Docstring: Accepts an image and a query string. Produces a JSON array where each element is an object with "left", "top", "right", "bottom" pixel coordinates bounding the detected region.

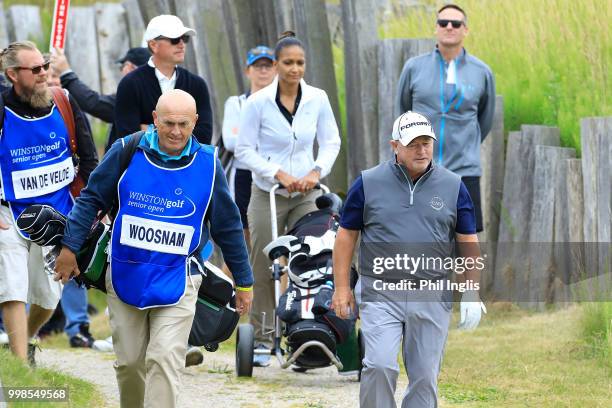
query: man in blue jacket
[
  {"left": 54, "top": 89, "right": 253, "bottom": 408},
  {"left": 396, "top": 4, "right": 495, "bottom": 232}
]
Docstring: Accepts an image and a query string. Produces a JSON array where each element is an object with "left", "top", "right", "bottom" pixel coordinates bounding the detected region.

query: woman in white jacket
[{"left": 235, "top": 32, "right": 341, "bottom": 366}]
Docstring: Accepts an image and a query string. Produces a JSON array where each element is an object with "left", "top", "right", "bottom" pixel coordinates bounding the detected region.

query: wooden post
[
  {"left": 581, "top": 117, "right": 612, "bottom": 297},
  {"left": 95, "top": 4, "right": 130, "bottom": 95},
  {"left": 494, "top": 126, "right": 560, "bottom": 301},
  {"left": 258, "top": 0, "right": 281, "bottom": 46},
  {"left": 377, "top": 38, "right": 435, "bottom": 163},
  {"left": 64, "top": 7, "right": 100, "bottom": 94},
  {"left": 123, "top": 0, "right": 146, "bottom": 48},
  {"left": 273, "top": 0, "right": 294, "bottom": 32},
  {"left": 492, "top": 132, "right": 520, "bottom": 299},
  {"left": 137, "top": 0, "right": 172, "bottom": 24},
  {"left": 526, "top": 146, "right": 575, "bottom": 309},
  {"left": 291, "top": 0, "right": 346, "bottom": 192},
  {"left": 7, "top": 5, "right": 43, "bottom": 46},
  {"left": 172, "top": 0, "right": 241, "bottom": 146},
  {"left": 553, "top": 158, "right": 584, "bottom": 304},
  {"left": 478, "top": 95, "right": 504, "bottom": 293},
  {"left": 0, "top": 1, "right": 9, "bottom": 49},
  {"left": 479, "top": 95, "right": 505, "bottom": 243},
  {"left": 224, "top": 0, "right": 272, "bottom": 95},
  {"left": 342, "top": 0, "right": 379, "bottom": 183}
]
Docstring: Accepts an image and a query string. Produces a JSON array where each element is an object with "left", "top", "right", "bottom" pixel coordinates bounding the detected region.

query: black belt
[{"left": 1, "top": 199, "right": 8, "bottom": 207}]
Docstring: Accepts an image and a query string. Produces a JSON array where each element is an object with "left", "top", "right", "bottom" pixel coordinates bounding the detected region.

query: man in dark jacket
[
  {"left": 50, "top": 47, "right": 151, "bottom": 152},
  {"left": 0, "top": 41, "right": 98, "bottom": 365},
  {"left": 114, "top": 15, "right": 213, "bottom": 144}
]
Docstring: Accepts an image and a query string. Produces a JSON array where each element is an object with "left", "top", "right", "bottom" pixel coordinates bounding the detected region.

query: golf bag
[
  {"left": 272, "top": 194, "right": 357, "bottom": 368},
  {"left": 188, "top": 260, "right": 239, "bottom": 351}
]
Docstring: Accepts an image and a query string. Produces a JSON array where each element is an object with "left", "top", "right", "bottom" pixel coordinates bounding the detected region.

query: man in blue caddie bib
[
  {"left": 0, "top": 41, "right": 98, "bottom": 365},
  {"left": 55, "top": 89, "right": 253, "bottom": 408}
]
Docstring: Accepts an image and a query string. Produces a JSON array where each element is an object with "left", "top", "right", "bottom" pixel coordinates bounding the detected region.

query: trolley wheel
[
  {"left": 235, "top": 323, "right": 254, "bottom": 377},
  {"left": 357, "top": 328, "right": 365, "bottom": 382}
]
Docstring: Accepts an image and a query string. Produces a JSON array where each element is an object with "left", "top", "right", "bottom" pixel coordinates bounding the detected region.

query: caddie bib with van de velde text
[
  {"left": 0, "top": 106, "right": 74, "bottom": 236},
  {"left": 110, "top": 145, "right": 216, "bottom": 309}
]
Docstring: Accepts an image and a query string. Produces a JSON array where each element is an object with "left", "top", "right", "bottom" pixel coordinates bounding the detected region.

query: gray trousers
[{"left": 358, "top": 281, "right": 452, "bottom": 408}]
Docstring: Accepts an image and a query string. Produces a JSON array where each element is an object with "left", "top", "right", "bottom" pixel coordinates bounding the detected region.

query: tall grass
[
  {"left": 379, "top": 0, "right": 611, "bottom": 153},
  {"left": 581, "top": 302, "right": 612, "bottom": 368}
]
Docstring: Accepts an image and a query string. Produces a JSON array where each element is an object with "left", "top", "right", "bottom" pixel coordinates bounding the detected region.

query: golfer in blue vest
[
  {"left": 332, "top": 111, "right": 486, "bottom": 407},
  {"left": 54, "top": 89, "right": 253, "bottom": 408}
]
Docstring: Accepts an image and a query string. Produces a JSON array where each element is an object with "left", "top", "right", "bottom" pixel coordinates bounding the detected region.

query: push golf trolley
[{"left": 235, "top": 184, "right": 363, "bottom": 378}]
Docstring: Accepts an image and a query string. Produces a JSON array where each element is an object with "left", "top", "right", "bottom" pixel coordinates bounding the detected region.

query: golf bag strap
[
  {"left": 105, "top": 130, "right": 145, "bottom": 220},
  {"left": 50, "top": 87, "right": 76, "bottom": 154},
  {"left": 50, "top": 86, "right": 86, "bottom": 197},
  {"left": 0, "top": 90, "right": 4, "bottom": 130}
]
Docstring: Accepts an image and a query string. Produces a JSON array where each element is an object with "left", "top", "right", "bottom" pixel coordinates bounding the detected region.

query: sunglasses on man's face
[
  {"left": 156, "top": 35, "right": 190, "bottom": 45},
  {"left": 437, "top": 19, "right": 464, "bottom": 29},
  {"left": 13, "top": 60, "right": 50, "bottom": 75}
]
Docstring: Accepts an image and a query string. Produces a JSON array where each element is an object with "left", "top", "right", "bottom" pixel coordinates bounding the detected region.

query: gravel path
[{"left": 38, "top": 347, "right": 409, "bottom": 407}]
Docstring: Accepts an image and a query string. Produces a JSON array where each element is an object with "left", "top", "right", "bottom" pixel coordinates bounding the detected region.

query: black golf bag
[
  {"left": 188, "top": 260, "right": 239, "bottom": 351},
  {"left": 274, "top": 194, "right": 357, "bottom": 368}
]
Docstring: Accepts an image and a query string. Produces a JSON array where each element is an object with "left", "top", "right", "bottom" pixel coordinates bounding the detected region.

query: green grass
[
  {"left": 379, "top": 0, "right": 611, "bottom": 154},
  {"left": 436, "top": 303, "right": 611, "bottom": 407},
  {"left": 0, "top": 348, "right": 104, "bottom": 407},
  {"left": 581, "top": 301, "right": 612, "bottom": 367}
]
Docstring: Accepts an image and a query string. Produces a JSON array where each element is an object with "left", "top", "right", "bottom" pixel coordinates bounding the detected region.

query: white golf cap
[
  {"left": 144, "top": 15, "right": 196, "bottom": 41},
  {"left": 391, "top": 111, "right": 436, "bottom": 146}
]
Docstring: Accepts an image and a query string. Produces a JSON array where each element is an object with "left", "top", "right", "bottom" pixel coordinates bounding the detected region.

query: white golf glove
[{"left": 458, "top": 290, "right": 487, "bottom": 330}]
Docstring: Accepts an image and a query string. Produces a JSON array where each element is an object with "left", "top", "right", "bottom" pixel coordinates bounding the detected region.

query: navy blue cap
[
  {"left": 117, "top": 47, "right": 151, "bottom": 67},
  {"left": 246, "top": 45, "right": 274, "bottom": 66}
]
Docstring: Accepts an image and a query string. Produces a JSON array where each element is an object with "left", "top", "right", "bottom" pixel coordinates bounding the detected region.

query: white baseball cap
[
  {"left": 391, "top": 111, "right": 436, "bottom": 146},
  {"left": 144, "top": 15, "right": 196, "bottom": 42}
]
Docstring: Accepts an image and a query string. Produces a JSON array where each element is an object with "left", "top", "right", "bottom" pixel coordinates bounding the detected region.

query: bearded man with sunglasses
[
  {"left": 114, "top": 15, "right": 213, "bottom": 144},
  {"left": 396, "top": 4, "right": 495, "bottom": 234},
  {"left": 0, "top": 41, "right": 98, "bottom": 365}
]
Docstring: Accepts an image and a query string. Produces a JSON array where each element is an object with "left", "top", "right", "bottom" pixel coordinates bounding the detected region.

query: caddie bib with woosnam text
[{"left": 110, "top": 145, "right": 216, "bottom": 309}]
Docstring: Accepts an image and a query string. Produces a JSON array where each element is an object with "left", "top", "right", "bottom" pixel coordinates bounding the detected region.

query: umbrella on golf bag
[{"left": 16, "top": 204, "right": 110, "bottom": 292}]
